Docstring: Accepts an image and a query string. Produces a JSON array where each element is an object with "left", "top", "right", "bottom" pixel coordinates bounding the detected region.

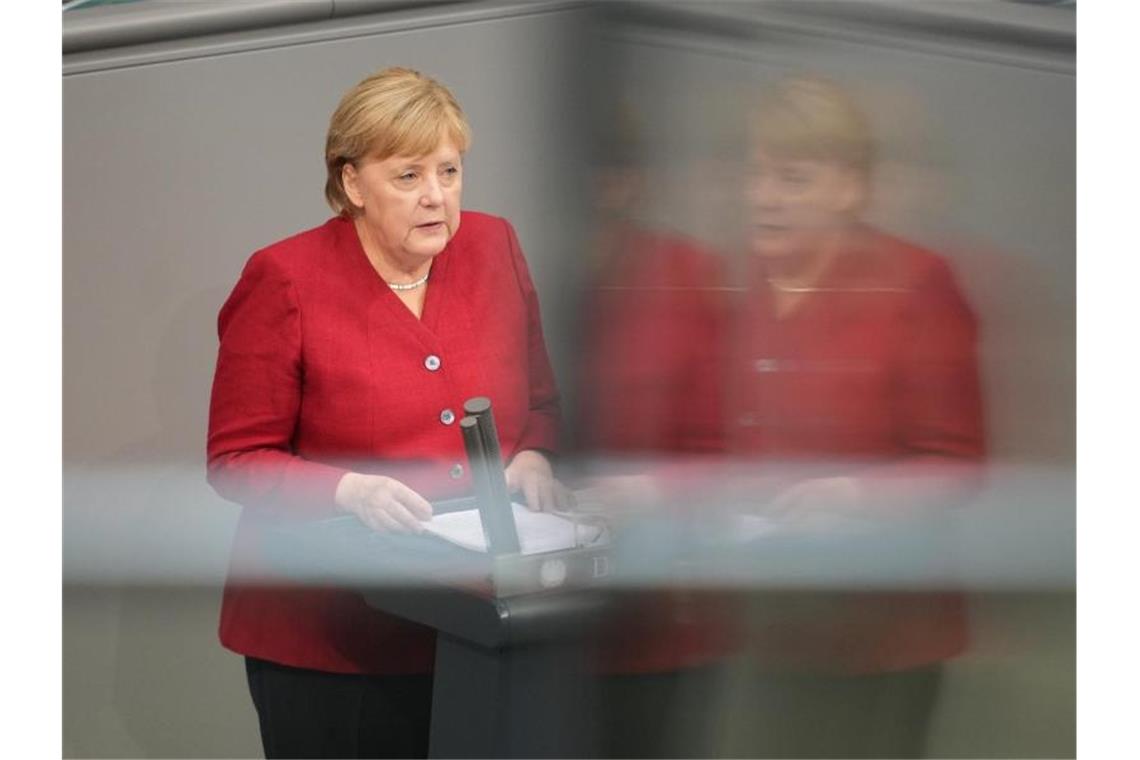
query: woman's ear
[{"left": 342, "top": 162, "right": 363, "bottom": 209}]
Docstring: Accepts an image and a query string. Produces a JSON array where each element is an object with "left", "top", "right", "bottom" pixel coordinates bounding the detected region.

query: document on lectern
[{"left": 423, "top": 503, "right": 606, "bottom": 555}]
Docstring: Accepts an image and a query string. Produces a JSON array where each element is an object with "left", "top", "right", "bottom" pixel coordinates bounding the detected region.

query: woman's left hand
[{"left": 504, "top": 450, "right": 573, "bottom": 512}]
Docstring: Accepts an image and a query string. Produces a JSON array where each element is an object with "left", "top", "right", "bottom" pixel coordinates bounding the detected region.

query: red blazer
[
  {"left": 733, "top": 226, "right": 986, "bottom": 674},
  {"left": 578, "top": 225, "right": 727, "bottom": 456},
  {"left": 207, "top": 211, "right": 561, "bottom": 674},
  {"left": 580, "top": 224, "right": 985, "bottom": 674},
  {"left": 578, "top": 226, "right": 738, "bottom": 673},
  {"left": 732, "top": 226, "right": 984, "bottom": 468}
]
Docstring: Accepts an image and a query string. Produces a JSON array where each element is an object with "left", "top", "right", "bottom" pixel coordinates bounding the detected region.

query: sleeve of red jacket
[
  {"left": 894, "top": 255, "right": 986, "bottom": 462},
  {"left": 857, "top": 254, "right": 987, "bottom": 507},
  {"left": 206, "top": 249, "right": 349, "bottom": 519},
  {"left": 503, "top": 219, "right": 563, "bottom": 458}
]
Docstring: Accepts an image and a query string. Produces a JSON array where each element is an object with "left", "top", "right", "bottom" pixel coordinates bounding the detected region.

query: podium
[
  {"left": 266, "top": 399, "right": 616, "bottom": 756},
  {"left": 266, "top": 499, "right": 612, "bottom": 758}
]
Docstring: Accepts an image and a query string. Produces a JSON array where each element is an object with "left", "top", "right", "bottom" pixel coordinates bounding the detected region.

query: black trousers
[
  {"left": 730, "top": 665, "right": 943, "bottom": 759},
  {"left": 599, "top": 664, "right": 941, "bottom": 759},
  {"left": 597, "top": 666, "right": 724, "bottom": 759},
  {"left": 244, "top": 657, "right": 433, "bottom": 759}
]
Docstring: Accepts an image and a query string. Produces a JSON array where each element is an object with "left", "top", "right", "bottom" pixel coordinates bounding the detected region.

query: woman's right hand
[{"left": 334, "top": 473, "right": 433, "bottom": 533}]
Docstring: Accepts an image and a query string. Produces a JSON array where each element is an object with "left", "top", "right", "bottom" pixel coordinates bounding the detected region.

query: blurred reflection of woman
[
  {"left": 576, "top": 102, "right": 737, "bottom": 759},
  {"left": 727, "top": 75, "right": 986, "bottom": 759}
]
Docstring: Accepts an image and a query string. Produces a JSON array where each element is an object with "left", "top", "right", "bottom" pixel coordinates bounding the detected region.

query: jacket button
[
  {"left": 440, "top": 409, "right": 455, "bottom": 425},
  {"left": 449, "top": 463, "right": 464, "bottom": 479},
  {"left": 424, "top": 355, "right": 441, "bottom": 371}
]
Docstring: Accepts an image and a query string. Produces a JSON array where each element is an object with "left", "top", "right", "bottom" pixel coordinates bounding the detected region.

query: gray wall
[{"left": 63, "top": 1, "right": 1074, "bottom": 757}]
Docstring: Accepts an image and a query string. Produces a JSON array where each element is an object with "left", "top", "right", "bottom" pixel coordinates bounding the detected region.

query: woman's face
[
  {"left": 343, "top": 140, "right": 463, "bottom": 264},
  {"left": 747, "top": 147, "right": 863, "bottom": 259}
]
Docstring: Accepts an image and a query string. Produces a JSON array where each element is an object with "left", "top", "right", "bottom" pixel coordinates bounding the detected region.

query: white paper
[{"left": 423, "top": 503, "right": 606, "bottom": 555}]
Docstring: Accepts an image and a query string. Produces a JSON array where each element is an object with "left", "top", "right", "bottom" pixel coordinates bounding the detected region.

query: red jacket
[
  {"left": 733, "top": 226, "right": 984, "bottom": 467},
  {"left": 578, "top": 226, "right": 738, "bottom": 673},
  {"left": 732, "top": 226, "right": 985, "bottom": 673},
  {"left": 207, "top": 211, "right": 561, "bottom": 674},
  {"left": 579, "top": 224, "right": 985, "bottom": 674},
  {"left": 578, "top": 225, "right": 727, "bottom": 456}
]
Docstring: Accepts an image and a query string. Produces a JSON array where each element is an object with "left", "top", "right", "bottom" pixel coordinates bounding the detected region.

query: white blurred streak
[
  {"left": 64, "top": 464, "right": 238, "bottom": 586},
  {"left": 63, "top": 460, "right": 1073, "bottom": 591}
]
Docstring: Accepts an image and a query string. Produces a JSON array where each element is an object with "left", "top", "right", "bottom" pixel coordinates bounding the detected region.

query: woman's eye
[
  {"left": 443, "top": 166, "right": 459, "bottom": 176},
  {"left": 398, "top": 172, "right": 417, "bottom": 182}
]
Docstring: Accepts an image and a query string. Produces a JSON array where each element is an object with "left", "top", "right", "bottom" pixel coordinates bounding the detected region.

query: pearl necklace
[
  {"left": 386, "top": 272, "right": 429, "bottom": 291},
  {"left": 767, "top": 279, "right": 824, "bottom": 293}
]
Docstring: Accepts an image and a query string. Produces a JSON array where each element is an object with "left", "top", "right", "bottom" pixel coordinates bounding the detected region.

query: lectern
[{"left": 267, "top": 398, "right": 611, "bottom": 758}]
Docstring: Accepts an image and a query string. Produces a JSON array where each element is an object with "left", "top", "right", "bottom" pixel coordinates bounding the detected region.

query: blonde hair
[
  {"left": 324, "top": 67, "right": 472, "bottom": 216},
  {"left": 751, "top": 76, "right": 875, "bottom": 180}
]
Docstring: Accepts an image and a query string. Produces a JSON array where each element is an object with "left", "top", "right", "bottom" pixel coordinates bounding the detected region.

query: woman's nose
[
  {"left": 421, "top": 176, "right": 444, "bottom": 206},
  {"left": 749, "top": 175, "right": 781, "bottom": 209}
]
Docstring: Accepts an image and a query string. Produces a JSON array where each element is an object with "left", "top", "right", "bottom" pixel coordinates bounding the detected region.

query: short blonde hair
[
  {"left": 751, "top": 76, "right": 875, "bottom": 180},
  {"left": 324, "top": 67, "right": 472, "bottom": 216}
]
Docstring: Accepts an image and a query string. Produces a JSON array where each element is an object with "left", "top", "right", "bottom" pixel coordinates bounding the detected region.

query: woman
[
  {"left": 575, "top": 105, "right": 739, "bottom": 758},
  {"left": 739, "top": 75, "right": 985, "bottom": 530},
  {"left": 581, "top": 76, "right": 986, "bottom": 757},
  {"left": 724, "top": 75, "right": 986, "bottom": 758},
  {"left": 207, "top": 67, "right": 564, "bottom": 758}
]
